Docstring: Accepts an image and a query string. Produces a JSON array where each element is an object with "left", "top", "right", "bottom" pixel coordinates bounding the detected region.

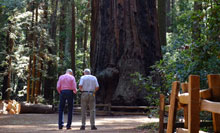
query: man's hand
[
  {"left": 73, "top": 89, "right": 77, "bottom": 94},
  {"left": 95, "top": 87, "right": 99, "bottom": 92},
  {"left": 79, "top": 85, "right": 83, "bottom": 91}
]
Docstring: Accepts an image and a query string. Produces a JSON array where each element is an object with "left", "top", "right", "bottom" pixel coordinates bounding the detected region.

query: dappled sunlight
[{"left": 0, "top": 114, "right": 159, "bottom": 132}]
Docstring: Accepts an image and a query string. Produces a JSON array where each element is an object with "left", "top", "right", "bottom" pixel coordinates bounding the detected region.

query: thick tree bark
[
  {"left": 91, "top": 0, "right": 161, "bottom": 105},
  {"left": 158, "top": 0, "right": 167, "bottom": 45}
]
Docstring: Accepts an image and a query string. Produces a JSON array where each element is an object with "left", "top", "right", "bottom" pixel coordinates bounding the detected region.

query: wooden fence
[
  {"left": 159, "top": 74, "right": 220, "bottom": 133},
  {"left": 73, "top": 104, "right": 153, "bottom": 116}
]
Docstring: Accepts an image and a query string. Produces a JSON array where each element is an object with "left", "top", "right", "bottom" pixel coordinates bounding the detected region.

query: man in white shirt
[{"left": 79, "top": 69, "right": 99, "bottom": 130}]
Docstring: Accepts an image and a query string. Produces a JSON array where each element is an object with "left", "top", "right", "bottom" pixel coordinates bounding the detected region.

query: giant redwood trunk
[{"left": 91, "top": 0, "right": 161, "bottom": 105}]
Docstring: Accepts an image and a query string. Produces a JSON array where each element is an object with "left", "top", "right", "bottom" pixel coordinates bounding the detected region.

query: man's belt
[{"left": 82, "top": 91, "right": 94, "bottom": 93}]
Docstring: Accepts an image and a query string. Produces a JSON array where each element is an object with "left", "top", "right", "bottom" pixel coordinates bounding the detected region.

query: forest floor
[{"left": 0, "top": 114, "right": 158, "bottom": 133}]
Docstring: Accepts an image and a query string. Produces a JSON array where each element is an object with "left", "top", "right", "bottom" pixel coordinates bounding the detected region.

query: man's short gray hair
[
  {"left": 66, "top": 69, "right": 73, "bottom": 73},
  {"left": 84, "top": 68, "right": 91, "bottom": 75}
]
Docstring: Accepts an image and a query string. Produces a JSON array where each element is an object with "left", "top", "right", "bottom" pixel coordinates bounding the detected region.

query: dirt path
[{"left": 0, "top": 114, "right": 158, "bottom": 133}]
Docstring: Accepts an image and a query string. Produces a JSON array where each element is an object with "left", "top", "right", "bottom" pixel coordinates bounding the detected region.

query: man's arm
[
  {"left": 72, "top": 77, "right": 77, "bottom": 94},
  {"left": 95, "top": 77, "right": 99, "bottom": 92},
  {"left": 79, "top": 77, "right": 83, "bottom": 91},
  {"left": 79, "top": 85, "right": 83, "bottom": 91},
  {"left": 57, "top": 77, "right": 61, "bottom": 94}
]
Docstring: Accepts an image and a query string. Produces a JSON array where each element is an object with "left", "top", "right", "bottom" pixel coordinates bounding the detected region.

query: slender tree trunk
[
  {"left": 70, "top": 0, "right": 76, "bottom": 75},
  {"left": 49, "top": 0, "right": 58, "bottom": 44},
  {"left": 91, "top": 0, "right": 161, "bottom": 105},
  {"left": 59, "top": 0, "right": 67, "bottom": 69},
  {"left": 158, "top": 0, "right": 167, "bottom": 45},
  {"left": 27, "top": 57, "right": 32, "bottom": 103},
  {"left": 83, "top": 2, "right": 90, "bottom": 69},
  {"left": 83, "top": 21, "right": 88, "bottom": 69},
  {"left": 35, "top": 0, "right": 48, "bottom": 98},
  {"left": 35, "top": 2, "right": 44, "bottom": 103},
  {"left": 31, "top": 3, "right": 39, "bottom": 103},
  {"left": 44, "top": 0, "right": 58, "bottom": 103},
  {"left": 27, "top": 2, "right": 35, "bottom": 103},
  {"left": 2, "top": 22, "right": 13, "bottom": 100}
]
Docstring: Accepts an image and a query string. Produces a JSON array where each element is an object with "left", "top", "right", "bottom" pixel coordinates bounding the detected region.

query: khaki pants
[{"left": 81, "top": 92, "right": 96, "bottom": 126}]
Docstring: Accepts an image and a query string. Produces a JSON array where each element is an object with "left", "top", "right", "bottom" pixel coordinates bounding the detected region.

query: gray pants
[{"left": 81, "top": 92, "right": 96, "bottom": 127}]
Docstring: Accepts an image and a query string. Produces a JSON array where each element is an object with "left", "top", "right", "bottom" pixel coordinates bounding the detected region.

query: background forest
[
  {"left": 0, "top": 0, "right": 219, "bottom": 106},
  {"left": 0, "top": 0, "right": 90, "bottom": 104}
]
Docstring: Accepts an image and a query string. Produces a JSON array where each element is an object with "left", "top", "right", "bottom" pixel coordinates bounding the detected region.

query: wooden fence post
[
  {"left": 159, "top": 94, "right": 165, "bottom": 133},
  {"left": 167, "top": 81, "right": 180, "bottom": 133},
  {"left": 188, "top": 75, "right": 200, "bottom": 133},
  {"left": 181, "top": 83, "right": 188, "bottom": 129},
  {"left": 181, "top": 83, "right": 188, "bottom": 93},
  {"left": 207, "top": 74, "right": 220, "bottom": 132}
]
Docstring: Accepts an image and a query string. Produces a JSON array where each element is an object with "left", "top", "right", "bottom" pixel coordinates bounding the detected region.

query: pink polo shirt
[{"left": 57, "top": 74, "right": 77, "bottom": 94}]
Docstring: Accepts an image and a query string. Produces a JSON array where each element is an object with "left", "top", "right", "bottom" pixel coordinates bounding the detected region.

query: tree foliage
[
  {"left": 133, "top": 0, "right": 220, "bottom": 105},
  {"left": 0, "top": 0, "right": 91, "bottom": 103}
]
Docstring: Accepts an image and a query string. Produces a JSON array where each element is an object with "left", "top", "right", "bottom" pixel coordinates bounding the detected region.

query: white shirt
[{"left": 79, "top": 75, "right": 99, "bottom": 91}]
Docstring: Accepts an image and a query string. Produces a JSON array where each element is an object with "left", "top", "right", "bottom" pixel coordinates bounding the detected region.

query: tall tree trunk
[
  {"left": 2, "top": 22, "right": 14, "bottom": 100},
  {"left": 59, "top": 0, "right": 67, "bottom": 69},
  {"left": 27, "top": 2, "right": 35, "bottom": 103},
  {"left": 158, "top": 0, "right": 167, "bottom": 45},
  {"left": 49, "top": 0, "right": 58, "bottom": 44},
  {"left": 35, "top": 0, "right": 48, "bottom": 100},
  {"left": 35, "top": 3, "right": 44, "bottom": 103},
  {"left": 27, "top": 57, "right": 32, "bottom": 103},
  {"left": 91, "top": 0, "right": 161, "bottom": 105},
  {"left": 31, "top": 3, "right": 39, "bottom": 103},
  {"left": 35, "top": 0, "right": 49, "bottom": 99},
  {"left": 90, "top": 0, "right": 99, "bottom": 67},
  {"left": 83, "top": 2, "right": 90, "bottom": 69},
  {"left": 70, "top": 0, "right": 76, "bottom": 75},
  {"left": 83, "top": 21, "right": 88, "bottom": 69},
  {"left": 44, "top": 0, "right": 58, "bottom": 103}
]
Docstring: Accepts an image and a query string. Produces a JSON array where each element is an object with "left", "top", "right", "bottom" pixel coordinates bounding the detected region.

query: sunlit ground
[{"left": 0, "top": 114, "right": 159, "bottom": 132}]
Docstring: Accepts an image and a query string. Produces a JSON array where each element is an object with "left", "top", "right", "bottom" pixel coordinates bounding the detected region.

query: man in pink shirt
[{"left": 57, "top": 69, "right": 77, "bottom": 130}]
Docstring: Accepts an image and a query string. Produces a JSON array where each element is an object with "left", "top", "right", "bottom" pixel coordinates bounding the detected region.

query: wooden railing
[
  {"left": 159, "top": 74, "right": 220, "bottom": 133},
  {"left": 73, "top": 104, "right": 152, "bottom": 116}
]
